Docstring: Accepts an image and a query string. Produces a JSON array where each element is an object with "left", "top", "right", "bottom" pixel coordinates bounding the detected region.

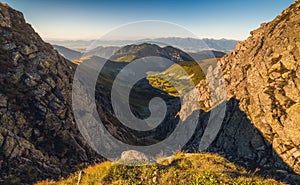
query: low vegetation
[
  {"left": 147, "top": 59, "right": 217, "bottom": 97},
  {"left": 114, "top": 54, "right": 137, "bottom": 62},
  {"left": 36, "top": 152, "right": 283, "bottom": 185}
]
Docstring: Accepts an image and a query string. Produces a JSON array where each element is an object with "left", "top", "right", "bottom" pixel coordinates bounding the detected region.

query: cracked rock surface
[
  {"left": 0, "top": 3, "right": 98, "bottom": 184},
  {"left": 218, "top": 0, "right": 300, "bottom": 174}
]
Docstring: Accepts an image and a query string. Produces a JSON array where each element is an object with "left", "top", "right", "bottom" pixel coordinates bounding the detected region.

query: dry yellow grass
[{"left": 36, "top": 152, "right": 285, "bottom": 185}]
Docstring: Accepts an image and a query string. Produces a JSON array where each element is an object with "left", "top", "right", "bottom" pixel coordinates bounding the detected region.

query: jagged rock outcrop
[
  {"left": 218, "top": 0, "right": 300, "bottom": 174},
  {"left": 0, "top": 3, "right": 98, "bottom": 184}
]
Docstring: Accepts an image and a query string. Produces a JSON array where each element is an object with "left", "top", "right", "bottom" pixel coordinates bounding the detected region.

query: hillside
[
  {"left": 84, "top": 46, "right": 120, "bottom": 59},
  {"left": 151, "top": 37, "right": 237, "bottom": 53},
  {"left": 70, "top": 0, "right": 300, "bottom": 183},
  {"left": 219, "top": 0, "right": 300, "bottom": 174},
  {"left": 68, "top": 44, "right": 224, "bottom": 63},
  {"left": 37, "top": 152, "right": 284, "bottom": 185},
  {"left": 110, "top": 43, "right": 194, "bottom": 62},
  {"left": 52, "top": 45, "right": 82, "bottom": 60},
  {"left": 147, "top": 60, "right": 206, "bottom": 97},
  {"left": 188, "top": 50, "right": 226, "bottom": 60},
  {"left": 0, "top": 3, "right": 98, "bottom": 184},
  {"left": 146, "top": 56, "right": 221, "bottom": 98},
  {"left": 1, "top": 1, "right": 300, "bottom": 184}
]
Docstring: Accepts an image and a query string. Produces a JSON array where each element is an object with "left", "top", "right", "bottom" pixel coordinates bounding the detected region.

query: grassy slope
[
  {"left": 147, "top": 59, "right": 217, "bottom": 97},
  {"left": 36, "top": 152, "right": 283, "bottom": 185},
  {"left": 114, "top": 54, "right": 136, "bottom": 62},
  {"left": 41, "top": 58, "right": 285, "bottom": 184}
]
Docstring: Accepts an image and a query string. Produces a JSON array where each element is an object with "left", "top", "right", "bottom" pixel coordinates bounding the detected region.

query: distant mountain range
[
  {"left": 85, "top": 46, "right": 120, "bottom": 59},
  {"left": 47, "top": 37, "right": 238, "bottom": 53},
  {"left": 53, "top": 43, "right": 226, "bottom": 61},
  {"left": 109, "top": 43, "right": 194, "bottom": 62},
  {"left": 53, "top": 45, "right": 82, "bottom": 60},
  {"left": 188, "top": 50, "right": 226, "bottom": 60}
]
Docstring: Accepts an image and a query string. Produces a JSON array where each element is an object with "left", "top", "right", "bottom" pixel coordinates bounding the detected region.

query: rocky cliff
[
  {"left": 218, "top": 0, "right": 300, "bottom": 174},
  {"left": 0, "top": 3, "right": 98, "bottom": 184}
]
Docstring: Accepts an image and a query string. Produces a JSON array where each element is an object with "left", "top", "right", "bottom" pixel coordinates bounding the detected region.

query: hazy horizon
[
  {"left": 2, "top": 0, "right": 295, "bottom": 41},
  {"left": 46, "top": 36, "right": 238, "bottom": 42}
]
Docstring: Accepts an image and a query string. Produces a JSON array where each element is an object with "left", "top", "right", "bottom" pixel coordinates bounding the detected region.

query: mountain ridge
[
  {"left": 219, "top": 0, "right": 300, "bottom": 174},
  {"left": 47, "top": 37, "right": 238, "bottom": 52},
  {"left": 52, "top": 45, "right": 82, "bottom": 60},
  {"left": 0, "top": 3, "right": 99, "bottom": 184},
  {"left": 109, "top": 43, "right": 194, "bottom": 62},
  {"left": 52, "top": 43, "right": 226, "bottom": 62},
  {"left": 1, "top": 1, "right": 300, "bottom": 184}
]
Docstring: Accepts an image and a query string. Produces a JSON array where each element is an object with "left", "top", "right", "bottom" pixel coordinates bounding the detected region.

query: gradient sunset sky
[{"left": 2, "top": 0, "right": 295, "bottom": 40}]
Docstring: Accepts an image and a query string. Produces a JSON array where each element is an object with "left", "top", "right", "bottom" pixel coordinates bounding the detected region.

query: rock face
[
  {"left": 0, "top": 3, "right": 98, "bottom": 184},
  {"left": 174, "top": 2, "right": 300, "bottom": 183},
  {"left": 218, "top": 0, "right": 300, "bottom": 174}
]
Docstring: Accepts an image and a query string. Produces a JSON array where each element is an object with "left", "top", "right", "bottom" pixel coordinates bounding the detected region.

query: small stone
[
  {"left": 152, "top": 176, "right": 157, "bottom": 183},
  {"left": 120, "top": 150, "right": 149, "bottom": 162},
  {"left": 12, "top": 52, "right": 23, "bottom": 66},
  {"left": 281, "top": 55, "right": 297, "bottom": 70},
  {"left": 33, "top": 102, "right": 47, "bottom": 116},
  {"left": 28, "top": 53, "right": 36, "bottom": 59},
  {"left": 3, "top": 137, "right": 16, "bottom": 158},
  {"left": 45, "top": 78, "right": 56, "bottom": 88},
  {"left": 293, "top": 150, "right": 300, "bottom": 158},
  {"left": 284, "top": 82, "right": 300, "bottom": 102},
  {"left": 22, "top": 45, "right": 38, "bottom": 55},
  {"left": 3, "top": 42, "right": 16, "bottom": 50},
  {"left": 270, "top": 71, "right": 281, "bottom": 79},
  {"left": 281, "top": 72, "right": 290, "bottom": 79},
  {"left": 275, "top": 93, "right": 289, "bottom": 106},
  {"left": 24, "top": 73, "right": 41, "bottom": 87},
  {"left": 24, "top": 78, "right": 38, "bottom": 87},
  {"left": 22, "top": 45, "right": 31, "bottom": 55},
  {"left": 15, "top": 112, "right": 26, "bottom": 126},
  {"left": 23, "top": 128, "right": 32, "bottom": 139},
  {"left": 287, "top": 148, "right": 298, "bottom": 157},
  {"left": 0, "top": 133, "right": 4, "bottom": 146},
  {"left": 0, "top": 94, "right": 7, "bottom": 107},
  {"left": 33, "top": 129, "right": 40, "bottom": 137},
  {"left": 269, "top": 62, "right": 282, "bottom": 72},
  {"left": 44, "top": 61, "right": 50, "bottom": 68}
]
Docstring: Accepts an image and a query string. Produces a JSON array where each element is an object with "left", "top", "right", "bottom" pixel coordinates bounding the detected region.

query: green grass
[
  {"left": 146, "top": 59, "right": 222, "bottom": 112},
  {"left": 114, "top": 55, "right": 137, "bottom": 62},
  {"left": 146, "top": 59, "right": 218, "bottom": 97},
  {"left": 36, "top": 152, "right": 284, "bottom": 185}
]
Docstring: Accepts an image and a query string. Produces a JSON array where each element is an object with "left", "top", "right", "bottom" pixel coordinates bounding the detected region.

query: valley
[{"left": 0, "top": 1, "right": 300, "bottom": 184}]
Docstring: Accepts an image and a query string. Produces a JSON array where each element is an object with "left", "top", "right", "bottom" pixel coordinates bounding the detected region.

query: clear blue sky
[{"left": 3, "top": 0, "right": 295, "bottom": 40}]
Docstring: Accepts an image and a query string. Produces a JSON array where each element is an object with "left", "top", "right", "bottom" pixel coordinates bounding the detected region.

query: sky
[{"left": 2, "top": 0, "right": 295, "bottom": 40}]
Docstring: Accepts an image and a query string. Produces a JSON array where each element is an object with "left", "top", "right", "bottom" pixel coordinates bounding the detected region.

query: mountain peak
[
  {"left": 220, "top": 0, "right": 300, "bottom": 173},
  {"left": 110, "top": 43, "right": 194, "bottom": 62},
  {"left": 0, "top": 3, "right": 13, "bottom": 28}
]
